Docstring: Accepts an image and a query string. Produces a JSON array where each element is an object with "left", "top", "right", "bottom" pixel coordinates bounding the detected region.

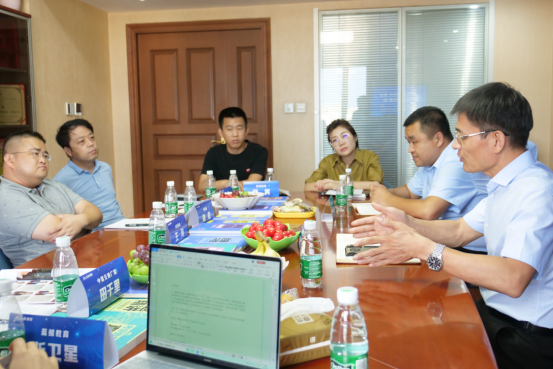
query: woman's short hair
[{"left": 326, "top": 119, "right": 359, "bottom": 149}]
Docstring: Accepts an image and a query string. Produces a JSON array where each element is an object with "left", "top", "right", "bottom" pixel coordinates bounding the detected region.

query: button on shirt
[
  {"left": 54, "top": 160, "right": 124, "bottom": 231},
  {"left": 0, "top": 177, "right": 83, "bottom": 267},
  {"left": 464, "top": 150, "right": 553, "bottom": 328},
  {"left": 407, "top": 142, "right": 487, "bottom": 252}
]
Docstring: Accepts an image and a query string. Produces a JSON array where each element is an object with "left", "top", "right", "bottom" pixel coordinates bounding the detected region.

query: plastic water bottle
[
  {"left": 336, "top": 175, "right": 348, "bottom": 213},
  {"left": 345, "top": 168, "right": 354, "bottom": 204},
  {"left": 229, "top": 170, "right": 240, "bottom": 196},
  {"left": 266, "top": 168, "right": 274, "bottom": 181},
  {"left": 300, "top": 220, "right": 322, "bottom": 288},
  {"left": 206, "top": 171, "right": 216, "bottom": 199},
  {"left": 52, "top": 236, "right": 79, "bottom": 313},
  {"left": 164, "top": 181, "right": 178, "bottom": 219},
  {"left": 183, "top": 181, "right": 196, "bottom": 214},
  {"left": 148, "top": 202, "right": 166, "bottom": 244},
  {"left": 0, "top": 279, "right": 25, "bottom": 357},
  {"left": 330, "top": 287, "right": 369, "bottom": 369}
]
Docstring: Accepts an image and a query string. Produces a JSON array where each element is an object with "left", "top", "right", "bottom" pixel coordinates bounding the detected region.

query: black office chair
[{"left": 0, "top": 249, "right": 13, "bottom": 269}]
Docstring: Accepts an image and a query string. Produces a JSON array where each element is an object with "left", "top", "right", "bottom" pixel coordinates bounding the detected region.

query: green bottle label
[
  {"left": 300, "top": 258, "right": 322, "bottom": 279},
  {"left": 336, "top": 194, "right": 348, "bottom": 206},
  {"left": 149, "top": 229, "right": 166, "bottom": 244},
  {"left": 165, "top": 202, "right": 178, "bottom": 215},
  {"left": 331, "top": 353, "right": 368, "bottom": 369},
  {"left": 183, "top": 202, "right": 194, "bottom": 213},
  {"left": 206, "top": 187, "right": 216, "bottom": 198},
  {"left": 347, "top": 185, "right": 354, "bottom": 196},
  {"left": 53, "top": 276, "right": 78, "bottom": 303},
  {"left": 0, "top": 330, "right": 26, "bottom": 357}
]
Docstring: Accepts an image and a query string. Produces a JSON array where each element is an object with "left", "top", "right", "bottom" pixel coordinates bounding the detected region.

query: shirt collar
[
  {"left": 68, "top": 159, "right": 100, "bottom": 174},
  {"left": 0, "top": 176, "right": 43, "bottom": 193},
  {"left": 487, "top": 149, "right": 536, "bottom": 193},
  {"left": 432, "top": 141, "right": 455, "bottom": 169},
  {"left": 332, "top": 149, "right": 362, "bottom": 167}
]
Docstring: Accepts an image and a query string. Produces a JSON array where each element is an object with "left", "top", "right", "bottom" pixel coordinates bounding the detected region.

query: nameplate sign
[
  {"left": 67, "top": 257, "right": 130, "bottom": 318},
  {"left": 16, "top": 314, "right": 118, "bottom": 369},
  {"left": 165, "top": 215, "right": 188, "bottom": 244},
  {"left": 186, "top": 199, "right": 215, "bottom": 228},
  {"left": 243, "top": 181, "right": 279, "bottom": 197}
]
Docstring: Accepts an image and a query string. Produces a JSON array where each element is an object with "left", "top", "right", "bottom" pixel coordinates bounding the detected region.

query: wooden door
[{"left": 129, "top": 20, "right": 272, "bottom": 213}]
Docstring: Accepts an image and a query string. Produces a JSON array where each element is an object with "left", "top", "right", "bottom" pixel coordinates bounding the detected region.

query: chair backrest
[{"left": 0, "top": 248, "right": 13, "bottom": 269}]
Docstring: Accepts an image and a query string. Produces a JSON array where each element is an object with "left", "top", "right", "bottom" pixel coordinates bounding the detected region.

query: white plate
[{"left": 212, "top": 193, "right": 264, "bottom": 210}]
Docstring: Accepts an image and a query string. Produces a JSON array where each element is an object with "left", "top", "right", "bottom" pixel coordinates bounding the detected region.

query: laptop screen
[{"left": 147, "top": 246, "right": 281, "bottom": 369}]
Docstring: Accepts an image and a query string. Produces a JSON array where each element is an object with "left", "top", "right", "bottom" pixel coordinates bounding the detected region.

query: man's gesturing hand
[{"left": 348, "top": 203, "right": 410, "bottom": 243}]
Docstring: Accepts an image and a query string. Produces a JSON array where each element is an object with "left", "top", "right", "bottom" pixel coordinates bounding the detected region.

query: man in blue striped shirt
[{"left": 349, "top": 82, "right": 553, "bottom": 368}]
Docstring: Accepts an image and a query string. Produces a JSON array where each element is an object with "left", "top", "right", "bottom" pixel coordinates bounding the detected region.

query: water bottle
[
  {"left": 0, "top": 279, "right": 25, "bottom": 358},
  {"left": 229, "top": 170, "right": 240, "bottom": 196},
  {"left": 330, "top": 287, "right": 369, "bottom": 369},
  {"left": 183, "top": 181, "right": 196, "bottom": 214},
  {"left": 300, "top": 220, "right": 322, "bottom": 288},
  {"left": 164, "top": 181, "right": 178, "bottom": 219},
  {"left": 148, "top": 202, "right": 166, "bottom": 244},
  {"left": 345, "top": 168, "right": 354, "bottom": 204},
  {"left": 336, "top": 175, "right": 348, "bottom": 213},
  {"left": 266, "top": 168, "right": 274, "bottom": 181},
  {"left": 52, "top": 236, "right": 79, "bottom": 313},
  {"left": 206, "top": 171, "right": 216, "bottom": 199}
]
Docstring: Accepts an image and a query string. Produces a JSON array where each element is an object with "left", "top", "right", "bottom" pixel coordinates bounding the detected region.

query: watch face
[{"left": 427, "top": 256, "right": 442, "bottom": 271}]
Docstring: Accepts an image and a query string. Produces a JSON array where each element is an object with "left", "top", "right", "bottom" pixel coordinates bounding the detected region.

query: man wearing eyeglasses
[
  {"left": 350, "top": 82, "right": 553, "bottom": 368},
  {"left": 0, "top": 131, "right": 102, "bottom": 267}
]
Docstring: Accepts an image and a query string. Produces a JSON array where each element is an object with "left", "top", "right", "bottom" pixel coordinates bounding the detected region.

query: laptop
[{"left": 118, "top": 244, "right": 282, "bottom": 369}]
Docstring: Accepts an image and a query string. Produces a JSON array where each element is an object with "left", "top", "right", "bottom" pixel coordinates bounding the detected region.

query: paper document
[
  {"left": 336, "top": 234, "right": 420, "bottom": 264},
  {"left": 104, "top": 219, "right": 148, "bottom": 230},
  {"left": 353, "top": 203, "right": 381, "bottom": 216},
  {"left": 326, "top": 189, "right": 363, "bottom": 196},
  {"left": 21, "top": 304, "right": 58, "bottom": 316}
]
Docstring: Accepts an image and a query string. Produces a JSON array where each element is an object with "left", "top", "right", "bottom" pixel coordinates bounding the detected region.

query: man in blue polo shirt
[
  {"left": 350, "top": 82, "right": 553, "bottom": 368},
  {"left": 54, "top": 119, "right": 124, "bottom": 231},
  {"left": 369, "top": 106, "right": 488, "bottom": 253}
]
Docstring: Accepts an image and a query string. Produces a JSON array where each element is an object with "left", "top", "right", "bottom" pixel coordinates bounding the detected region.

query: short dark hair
[
  {"left": 326, "top": 119, "right": 359, "bottom": 149},
  {"left": 218, "top": 107, "right": 247, "bottom": 129},
  {"left": 403, "top": 106, "right": 453, "bottom": 141},
  {"left": 56, "top": 119, "right": 94, "bottom": 151},
  {"left": 2, "top": 130, "right": 46, "bottom": 165},
  {"left": 451, "top": 82, "right": 532, "bottom": 150}
]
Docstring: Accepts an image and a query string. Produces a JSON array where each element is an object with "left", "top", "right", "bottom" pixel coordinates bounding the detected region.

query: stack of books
[{"left": 178, "top": 235, "right": 247, "bottom": 253}]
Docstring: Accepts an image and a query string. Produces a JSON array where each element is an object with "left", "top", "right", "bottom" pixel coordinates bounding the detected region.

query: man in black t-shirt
[{"left": 198, "top": 107, "right": 269, "bottom": 193}]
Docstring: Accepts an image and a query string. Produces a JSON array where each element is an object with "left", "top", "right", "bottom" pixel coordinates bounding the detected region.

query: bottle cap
[
  {"left": 268, "top": 168, "right": 273, "bottom": 173},
  {"left": 186, "top": 181, "right": 194, "bottom": 186},
  {"left": 207, "top": 170, "right": 213, "bottom": 175},
  {"left": 0, "top": 279, "right": 12, "bottom": 295},
  {"left": 337, "top": 287, "right": 359, "bottom": 305},
  {"left": 56, "top": 236, "right": 71, "bottom": 247},
  {"left": 153, "top": 201, "right": 163, "bottom": 209},
  {"left": 304, "top": 220, "right": 316, "bottom": 230},
  {"left": 230, "top": 170, "right": 236, "bottom": 175},
  {"left": 167, "top": 181, "right": 175, "bottom": 186},
  {"left": 339, "top": 175, "right": 346, "bottom": 180},
  {"left": 345, "top": 168, "right": 352, "bottom": 173}
]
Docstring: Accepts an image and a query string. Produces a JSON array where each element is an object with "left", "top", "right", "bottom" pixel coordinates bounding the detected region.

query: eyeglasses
[
  {"left": 330, "top": 132, "right": 351, "bottom": 146},
  {"left": 454, "top": 130, "right": 510, "bottom": 145},
  {"left": 8, "top": 150, "right": 51, "bottom": 161}
]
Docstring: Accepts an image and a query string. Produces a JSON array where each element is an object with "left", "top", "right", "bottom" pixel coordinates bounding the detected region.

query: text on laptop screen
[{"left": 149, "top": 248, "right": 281, "bottom": 369}]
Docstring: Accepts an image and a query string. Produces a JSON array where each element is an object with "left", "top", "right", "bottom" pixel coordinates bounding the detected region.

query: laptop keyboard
[{"left": 123, "top": 356, "right": 193, "bottom": 369}]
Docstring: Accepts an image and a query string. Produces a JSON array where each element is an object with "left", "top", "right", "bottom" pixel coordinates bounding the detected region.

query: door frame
[{"left": 126, "top": 18, "right": 273, "bottom": 214}]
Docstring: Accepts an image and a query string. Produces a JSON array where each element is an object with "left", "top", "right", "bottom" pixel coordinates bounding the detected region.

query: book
[
  {"left": 336, "top": 234, "right": 420, "bottom": 264},
  {"left": 218, "top": 205, "right": 274, "bottom": 216},
  {"left": 207, "top": 214, "right": 270, "bottom": 224},
  {"left": 189, "top": 222, "right": 247, "bottom": 236},
  {"left": 178, "top": 235, "right": 247, "bottom": 253},
  {"left": 120, "top": 278, "right": 148, "bottom": 299}
]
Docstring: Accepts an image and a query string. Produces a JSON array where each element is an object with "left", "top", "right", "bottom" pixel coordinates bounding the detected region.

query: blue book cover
[
  {"left": 189, "top": 222, "right": 246, "bottom": 235},
  {"left": 178, "top": 235, "right": 247, "bottom": 252},
  {"left": 218, "top": 204, "right": 274, "bottom": 215}
]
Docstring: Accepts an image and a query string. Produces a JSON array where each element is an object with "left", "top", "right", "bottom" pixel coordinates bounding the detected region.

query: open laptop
[{"left": 118, "top": 244, "right": 282, "bottom": 369}]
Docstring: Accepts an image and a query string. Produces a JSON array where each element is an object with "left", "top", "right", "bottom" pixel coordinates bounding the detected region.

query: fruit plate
[
  {"left": 240, "top": 224, "right": 300, "bottom": 252},
  {"left": 129, "top": 273, "right": 148, "bottom": 284},
  {"left": 273, "top": 210, "right": 316, "bottom": 219},
  {"left": 212, "top": 193, "right": 265, "bottom": 211}
]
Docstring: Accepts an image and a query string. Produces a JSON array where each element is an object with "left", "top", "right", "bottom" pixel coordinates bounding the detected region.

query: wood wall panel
[
  {"left": 154, "top": 169, "right": 182, "bottom": 202},
  {"left": 187, "top": 48, "right": 215, "bottom": 122},
  {"left": 191, "top": 169, "right": 203, "bottom": 189},
  {"left": 151, "top": 50, "right": 178, "bottom": 123},
  {"left": 237, "top": 47, "right": 256, "bottom": 121},
  {"left": 155, "top": 134, "right": 216, "bottom": 158}
]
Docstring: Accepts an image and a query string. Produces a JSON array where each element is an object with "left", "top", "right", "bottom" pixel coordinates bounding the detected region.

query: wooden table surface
[{"left": 17, "top": 191, "right": 497, "bottom": 369}]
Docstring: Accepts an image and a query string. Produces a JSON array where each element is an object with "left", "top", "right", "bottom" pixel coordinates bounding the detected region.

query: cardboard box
[{"left": 279, "top": 313, "right": 332, "bottom": 366}]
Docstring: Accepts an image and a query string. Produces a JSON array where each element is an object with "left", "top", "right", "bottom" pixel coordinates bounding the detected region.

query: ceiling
[{"left": 80, "top": 0, "right": 342, "bottom": 13}]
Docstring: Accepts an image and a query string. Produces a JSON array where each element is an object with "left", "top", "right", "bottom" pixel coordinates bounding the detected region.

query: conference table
[{"left": 17, "top": 191, "right": 497, "bottom": 369}]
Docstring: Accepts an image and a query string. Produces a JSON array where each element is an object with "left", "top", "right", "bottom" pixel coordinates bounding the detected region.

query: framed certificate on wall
[{"left": 0, "top": 84, "right": 26, "bottom": 126}]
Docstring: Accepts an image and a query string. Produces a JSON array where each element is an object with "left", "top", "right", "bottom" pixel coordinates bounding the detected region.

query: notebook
[{"left": 117, "top": 245, "right": 282, "bottom": 369}]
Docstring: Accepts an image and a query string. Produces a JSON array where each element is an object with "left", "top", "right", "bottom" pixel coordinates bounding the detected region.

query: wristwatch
[{"left": 427, "top": 243, "right": 446, "bottom": 271}]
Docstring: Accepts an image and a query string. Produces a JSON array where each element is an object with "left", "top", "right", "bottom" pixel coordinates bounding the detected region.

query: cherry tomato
[
  {"left": 274, "top": 228, "right": 283, "bottom": 235},
  {"left": 245, "top": 231, "right": 255, "bottom": 239},
  {"left": 251, "top": 222, "right": 260, "bottom": 230},
  {"left": 272, "top": 233, "right": 283, "bottom": 241},
  {"left": 278, "top": 224, "right": 288, "bottom": 232},
  {"left": 263, "top": 219, "right": 275, "bottom": 227},
  {"left": 262, "top": 228, "right": 272, "bottom": 238},
  {"left": 273, "top": 220, "right": 282, "bottom": 228},
  {"left": 265, "top": 227, "right": 275, "bottom": 237}
]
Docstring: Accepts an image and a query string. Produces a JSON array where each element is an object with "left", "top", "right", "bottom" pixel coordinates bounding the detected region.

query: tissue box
[{"left": 279, "top": 313, "right": 332, "bottom": 366}]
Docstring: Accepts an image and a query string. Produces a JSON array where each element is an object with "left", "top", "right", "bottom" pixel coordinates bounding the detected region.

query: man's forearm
[
  {"left": 81, "top": 205, "right": 102, "bottom": 230},
  {"left": 215, "top": 179, "right": 230, "bottom": 191},
  {"left": 409, "top": 217, "right": 473, "bottom": 248},
  {"left": 388, "top": 185, "right": 412, "bottom": 199},
  {"left": 355, "top": 181, "right": 380, "bottom": 190}
]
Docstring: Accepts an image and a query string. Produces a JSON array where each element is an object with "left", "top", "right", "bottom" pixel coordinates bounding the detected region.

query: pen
[{"left": 125, "top": 223, "right": 149, "bottom": 227}]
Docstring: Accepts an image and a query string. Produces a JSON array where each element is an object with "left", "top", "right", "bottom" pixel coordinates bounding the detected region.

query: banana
[{"left": 253, "top": 231, "right": 281, "bottom": 258}]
